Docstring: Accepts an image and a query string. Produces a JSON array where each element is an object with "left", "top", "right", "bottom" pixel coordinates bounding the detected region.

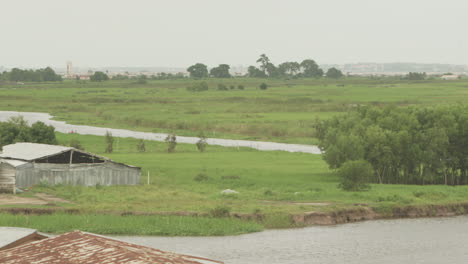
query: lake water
[
  {"left": 0, "top": 111, "right": 321, "bottom": 154},
  {"left": 115, "top": 216, "right": 468, "bottom": 264}
]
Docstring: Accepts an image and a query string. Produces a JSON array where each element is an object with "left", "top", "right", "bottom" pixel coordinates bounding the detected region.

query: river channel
[
  {"left": 115, "top": 216, "right": 468, "bottom": 264},
  {"left": 0, "top": 111, "right": 321, "bottom": 154}
]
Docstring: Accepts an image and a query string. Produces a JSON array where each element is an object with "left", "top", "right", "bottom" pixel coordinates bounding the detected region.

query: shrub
[
  {"left": 69, "top": 139, "right": 84, "bottom": 150},
  {"left": 337, "top": 160, "right": 373, "bottom": 191},
  {"left": 165, "top": 134, "right": 177, "bottom": 153},
  {"left": 193, "top": 173, "right": 210, "bottom": 182},
  {"left": 104, "top": 131, "right": 114, "bottom": 153},
  {"left": 259, "top": 83, "right": 268, "bottom": 90},
  {"left": 38, "top": 179, "right": 50, "bottom": 188},
  {"left": 187, "top": 82, "right": 209, "bottom": 92},
  {"left": 230, "top": 85, "right": 235, "bottom": 90},
  {"left": 196, "top": 134, "right": 207, "bottom": 152},
  {"left": 217, "top": 84, "right": 228, "bottom": 91},
  {"left": 237, "top": 85, "right": 245, "bottom": 90},
  {"left": 221, "top": 175, "right": 240, "bottom": 180},
  {"left": 209, "top": 205, "right": 231, "bottom": 217},
  {"left": 136, "top": 139, "right": 146, "bottom": 152}
]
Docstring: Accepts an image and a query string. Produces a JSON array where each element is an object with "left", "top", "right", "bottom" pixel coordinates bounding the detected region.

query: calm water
[
  {"left": 115, "top": 216, "right": 468, "bottom": 264},
  {"left": 0, "top": 111, "right": 321, "bottom": 154}
]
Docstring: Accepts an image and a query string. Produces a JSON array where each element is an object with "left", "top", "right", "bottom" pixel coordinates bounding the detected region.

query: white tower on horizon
[{"left": 66, "top": 61, "right": 73, "bottom": 78}]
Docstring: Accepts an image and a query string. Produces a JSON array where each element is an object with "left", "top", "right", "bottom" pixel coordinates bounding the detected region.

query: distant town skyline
[{"left": 1, "top": 0, "right": 467, "bottom": 68}]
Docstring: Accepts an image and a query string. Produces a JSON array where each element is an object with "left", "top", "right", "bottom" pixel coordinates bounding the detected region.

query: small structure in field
[
  {"left": 0, "top": 143, "right": 140, "bottom": 193},
  {"left": 0, "top": 230, "right": 223, "bottom": 264},
  {"left": 440, "top": 74, "right": 459, "bottom": 80},
  {"left": 0, "top": 227, "right": 48, "bottom": 250}
]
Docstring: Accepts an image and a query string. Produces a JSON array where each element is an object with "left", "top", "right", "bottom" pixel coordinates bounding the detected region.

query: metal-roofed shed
[
  {"left": 0, "top": 143, "right": 141, "bottom": 193},
  {"left": 0, "top": 230, "right": 223, "bottom": 264}
]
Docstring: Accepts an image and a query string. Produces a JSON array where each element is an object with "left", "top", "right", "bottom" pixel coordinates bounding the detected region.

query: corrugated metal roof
[
  {"left": 0, "top": 227, "right": 39, "bottom": 249},
  {"left": 0, "top": 230, "right": 223, "bottom": 264},
  {"left": 0, "top": 159, "right": 28, "bottom": 167},
  {"left": 0, "top": 143, "right": 73, "bottom": 161}
]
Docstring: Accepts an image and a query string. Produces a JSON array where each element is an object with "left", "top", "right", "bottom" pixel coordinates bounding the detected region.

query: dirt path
[{"left": 0, "top": 193, "right": 71, "bottom": 206}]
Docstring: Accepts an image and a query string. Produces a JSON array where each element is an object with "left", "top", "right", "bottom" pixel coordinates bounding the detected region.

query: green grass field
[
  {"left": 1, "top": 78, "right": 468, "bottom": 144},
  {"left": 2, "top": 132, "right": 466, "bottom": 235},
  {"left": 2, "top": 78, "right": 468, "bottom": 235}
]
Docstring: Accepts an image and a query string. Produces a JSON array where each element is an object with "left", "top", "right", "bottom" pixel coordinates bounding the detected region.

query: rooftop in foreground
[{"left": 0, "top": 230, "right": 223, "bottom": 264}]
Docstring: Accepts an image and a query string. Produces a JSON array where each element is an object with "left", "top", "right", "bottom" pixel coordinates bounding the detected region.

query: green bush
[
  {"left": 209, "top": 205, "right": 231, "bottom": 218},
  {"left": 69, "top": 139, "right": 84, "bottom": 150},
  {"left": 259, "top": 83, "right": 268, "bottom": 90},
  {"left": 193, "top": 173, "right": 210, "bottom": 182},
  {"left": 217, "top": 84, "right": 228, "bottom": 91},
  {"left": 186, "top": 82, "right": 209, "bottom": 92},
  {"left": 337, "top": 160, "right": 372, "bottom": 191}
]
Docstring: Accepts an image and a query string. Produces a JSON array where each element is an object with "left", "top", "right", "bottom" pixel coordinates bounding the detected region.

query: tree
[
  {"left": 278, "top": 62, "right": 301, "bottom": 77},
  {"left": 165, "top": 134, "right": 177, "bottom": 153},
  {"left": 0, "top": 117, "right": 57, "bottom": 148},
  {"left": 337, "top": 160, "right": 373, "bottom": 191},
  {"left": 326, "top": 67, "right": 344, "bottom": 79},
  {"left": 256, "top": 54, "right": 270, "bottom": 75},
  {"left": 406, "top": 72, "right": 426, "bottom": 80},
  {"left": 105, "top": 131, "right": 114, "bottom": 153},
  {"left": 210, "top": 64, "right": 231, "bottom": 78},
  {"left": 318, "top": 105, "right": 468, "bottom": 185},
  {"left": 300, "top": 59, "right": 323, "bottom": 78},
  {"left": 265, "top": 63, "right": 280, "bottom": 78},
  {"left": 247, "top": 66, "right": 266, "bottom": 78},
  {"left": 2, "top": 67, "right": 62, "bottom": 82},
  {"left": 187, "top": 63, "right": 208, "bottom": 78},
  {"left": 90, "top": 71, "right": 109, "bottom": 82},
  {"left": 30, "top": 121, "right": 57, "bottom": 144}
]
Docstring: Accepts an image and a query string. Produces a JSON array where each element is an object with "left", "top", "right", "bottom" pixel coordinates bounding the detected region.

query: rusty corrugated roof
[{"left": 0, "top": 230, "right": 223, "bottom": 264}]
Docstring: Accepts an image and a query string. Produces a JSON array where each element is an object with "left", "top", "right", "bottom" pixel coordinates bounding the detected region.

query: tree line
[
  {"left": 187, "top": 54, "right": 344, "bottom": 79},
  {"left": 0, "top": 67, "right": 62, "bottom": 82},
  {"left": 316, "top": 105, "right": 468, "bottom": 186},
  {"left": 0, "top": 117, "right": 57, "bottom": 148}
]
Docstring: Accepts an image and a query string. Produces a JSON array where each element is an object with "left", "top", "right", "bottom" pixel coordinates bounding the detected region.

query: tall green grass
[{"left": 0, "top": 213, "right": 263, "bottom": 236}]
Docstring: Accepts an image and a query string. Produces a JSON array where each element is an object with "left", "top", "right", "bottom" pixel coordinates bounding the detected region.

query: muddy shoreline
[{"left": 2, "top": 202, "right": 468, "bottom": 230}]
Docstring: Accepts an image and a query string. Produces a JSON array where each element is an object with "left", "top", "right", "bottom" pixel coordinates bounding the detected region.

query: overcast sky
[{"left": 1, "top": 0, "right": 467, "bottom": 68}]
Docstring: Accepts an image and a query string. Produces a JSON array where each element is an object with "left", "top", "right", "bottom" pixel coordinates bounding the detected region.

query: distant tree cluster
[
  {"left": 0, "top": 67, "right": 62, "bottom": 82},
  {"left": 90, "top": 71, "right": 110, "bottom": 82},
  {"left": 0, "top": 117, "right": 57, "bottom": 148},
  {"left": 316, "top": 105, "right": 468, "bottom": 186},
  {"left": 187, "top": 54, "right": 343, "bottom": 79},
  {"left": 405, "top": 72, "right": 427, "bottom": 80}
]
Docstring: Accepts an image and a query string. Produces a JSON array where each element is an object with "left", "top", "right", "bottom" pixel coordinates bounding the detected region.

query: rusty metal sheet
[{"left": 0, "top": 231, "right": 223, "bottom": 264}]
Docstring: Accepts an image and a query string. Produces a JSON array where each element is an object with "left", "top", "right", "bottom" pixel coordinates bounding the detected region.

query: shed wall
[
  {"left": 0, "top": 163, "right": 16, "bottom": 193},
  {"left": 15, "top": 162, "right": 140, "bottom": 188}
]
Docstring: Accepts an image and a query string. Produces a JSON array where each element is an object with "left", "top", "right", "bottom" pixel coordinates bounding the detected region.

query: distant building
[
  {"left": 441, "top": 75, "right": 459, "bottom": 80},
  {"left": 66, "top": 61, "right": 73, "bottom": 78},
  {"left": 0, "top": 143, "right": 140, "bottom": 193},
  {"left": 0, "top": 230, "right": 223, "bottom": 263},
  {"left": 77, "top": 75, "right": 91, "bottom": 80}
]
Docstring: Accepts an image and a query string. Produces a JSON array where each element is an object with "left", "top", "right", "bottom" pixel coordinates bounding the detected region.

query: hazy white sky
[{"left": 1, "top": 0, "right": 467, "bottom": 68}]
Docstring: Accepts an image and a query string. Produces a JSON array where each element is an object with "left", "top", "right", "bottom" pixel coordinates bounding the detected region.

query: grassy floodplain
[
  {"left": 1, "top": 78, "right": 468, "bottom": 144},
  {"left": 1, "top": 77, "right": 468, "bottom": 235}
]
